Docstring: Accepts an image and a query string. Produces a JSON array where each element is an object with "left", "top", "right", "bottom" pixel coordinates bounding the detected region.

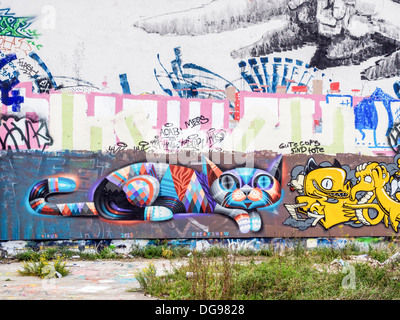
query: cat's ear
[
  {"left": 304, "top": 157, "right": 319, "bottom": 175},
  {"left": 202, "top": 157, "right": 223, "bottom": 187},
  {"left": 268, "top": 154, "right": 282, "bottom": 184},
  {"left": 332, "top": 159, "right": 341, "bottom": 168}
]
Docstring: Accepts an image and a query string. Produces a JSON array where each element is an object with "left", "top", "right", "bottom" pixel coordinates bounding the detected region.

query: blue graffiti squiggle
[
  {"left": 0, "top": 53, "right": 23, "bottom": 112},
  {"left": 354, "top": 88, "right": 396, "bottom": 145},
  {"left": 119, "top": 73, "right": 131, "bottom": 94},
  {"left": 28, "top": 52, "right": 57, "bottom": 88},
  {"left": 155, "top": 47, "right": 237, "bottom": 100},
  {"left": 239, "top": 57, "right": 321, "bottom": 94}
]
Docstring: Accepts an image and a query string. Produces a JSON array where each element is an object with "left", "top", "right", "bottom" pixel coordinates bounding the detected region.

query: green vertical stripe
[
  {"left": 240, "top": 117, "right": 265, "bottom": 151},
  {"left": 90, "top": 127, "right": 102, "bottom": 151},
  {"left": 291, "top": 100, "right": 301, "bottom": 142},
  {"left": 334, "top": 108, "right": 344, "bottom": 153},
  {"left": 125, "top": 116, "right": 144, "bottom": 144},
  {"left": 324, "top": 108, "right": 344, "bottom": 154},
  {"left": 62, "top": 93, "right": 74, "bottom": 150}
]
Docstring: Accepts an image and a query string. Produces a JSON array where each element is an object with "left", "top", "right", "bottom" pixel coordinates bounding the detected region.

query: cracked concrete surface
[{"left": 0, "top": 259, "right": 185, "bottom": 300}]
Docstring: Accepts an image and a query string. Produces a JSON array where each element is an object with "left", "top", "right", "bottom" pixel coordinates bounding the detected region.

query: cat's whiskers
[
  {"left": 222, "top": 193, "right": 233, "bottom": 207},
  {"left": 261, "top": 192, "right": 273, "bottom": 206}
]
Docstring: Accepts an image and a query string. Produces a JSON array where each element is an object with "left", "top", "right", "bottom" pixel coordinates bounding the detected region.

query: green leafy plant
[
  {"left": 135, "top": 262, "right": 159, "bottom": 292},
  {"left": 18, "top": 252, "right": 70, "bottom": 278},
  {"left": 98, "top": 246, "right": 118, "bottom": 259},
  {"left": 16, "top": 248, "right": 76, "bottom": 262}
]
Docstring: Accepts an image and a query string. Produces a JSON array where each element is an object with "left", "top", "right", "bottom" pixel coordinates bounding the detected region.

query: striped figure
[{"left": 28, "top": 157, "right": 282, "bottom": 233}]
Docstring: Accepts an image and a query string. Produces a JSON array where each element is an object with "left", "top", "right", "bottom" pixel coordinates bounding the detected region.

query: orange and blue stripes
[{"left": 28, "top": 177, "right": 97, "bottom": 217}]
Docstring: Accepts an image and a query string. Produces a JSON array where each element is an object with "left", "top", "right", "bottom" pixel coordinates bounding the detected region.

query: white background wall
[{"left": 2, "top": 0, "right": 399, "bottom": 97}]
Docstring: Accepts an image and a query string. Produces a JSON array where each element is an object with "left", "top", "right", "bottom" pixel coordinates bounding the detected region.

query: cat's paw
[
  {"left": 234, "top": 213, "right": 251, "bottom": 233},
  {"left": 249, "top": 211, "right": 262, "bottom": 232},
  {"left": 144, "top": 206, "right": 173, "bottom": 221}
]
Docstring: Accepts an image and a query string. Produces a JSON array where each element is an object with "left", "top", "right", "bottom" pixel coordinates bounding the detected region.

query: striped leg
[
  {"left": 29, "top": 178, "right": 98, "bottom": 216},
  {"left": 144, "top": 206, "right": 173, "bottom": 221},
  {"left": 214, "top": 204, "right": 251, "bottom": 234},
  {"left": 249, "top": 211, "right": 262, "bottom": 232}
]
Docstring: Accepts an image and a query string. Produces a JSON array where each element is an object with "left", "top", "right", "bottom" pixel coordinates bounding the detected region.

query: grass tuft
[{"left": 18, "top": 251, "right": 70, "bottom": 279}]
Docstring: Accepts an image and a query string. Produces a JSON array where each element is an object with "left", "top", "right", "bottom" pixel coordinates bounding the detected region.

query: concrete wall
[
  {"left": 1, "top": 1, "right": 400, "bottom": 241},
  {"left": 0, "top": 237, "right": 393, "bottom": 258}
]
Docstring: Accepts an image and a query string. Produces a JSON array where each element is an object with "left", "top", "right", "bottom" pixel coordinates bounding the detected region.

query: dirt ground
[{"left": 0, "top": 258, "right": 186, "bottom": 300}]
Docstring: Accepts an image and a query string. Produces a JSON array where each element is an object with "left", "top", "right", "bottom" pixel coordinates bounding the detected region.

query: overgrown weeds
[
  {"left": 130, "top": 244, "right": 191, "bottom": 259},
  {"left": 133, "top": 249, "right": 238, "bottom": 299},
  {"left": 133, "top": 242, "right": 400, "bottom": 300},
  {"left": 15, "top": 246, "right": 120, "bottom": 262},
  {"left": 18, "top": 251, "right": 70, "bottom": 279},
  {"left": 16, "top": 248, "right": 75, "bottom": 261}
]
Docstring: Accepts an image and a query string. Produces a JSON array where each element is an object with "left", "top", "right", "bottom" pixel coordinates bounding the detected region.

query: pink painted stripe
[
  {"left": 223, "top": 99, "right": 230, "bottom": 130},
  {"left": 200, "top": 100, "right": 213, "bottom": 130},
  {"left": 157, "top": 97, "right": 168, "bottom": 128},
  {"left": 115, "top": 95, "right": 123, "bottom": 114},
  {"left": 86, "top": 93, "right": 95, "bottom": 117},
  {"left": 14, "top": 82, "right": 51, "bottom": 101},
  {"left": 179, "top": 99, "right": 190, "bottom": 130}
]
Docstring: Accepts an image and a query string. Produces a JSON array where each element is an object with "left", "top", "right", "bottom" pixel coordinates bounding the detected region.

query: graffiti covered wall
[{"left": 1, "top": 0, "right": 400, "bottom": 240}]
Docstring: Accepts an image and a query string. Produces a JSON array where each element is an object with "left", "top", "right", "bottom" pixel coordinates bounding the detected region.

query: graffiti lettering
[
  {"left": 279, "top": 140, "right": 324, "bottom": 155},
  {"left": 291, "top": 145, "right": 324, "bottom": 155},
  {"left": 0, "top": 77, "right": 23, "bottom": 112},
  {"left": 0, "top": 36, "right": 33, "bottom": 56},
  {"left": 388, "top": 122, "right": 400, "bottom": 154},
  {"left": 184, "top": 115, "right": 209, "bottom": 128},
  {"left": 207, "top": 128, "right": 226, "bottom": 148},
  {"left": 0, "top": 53, "right": 24, "bottom": 111},
  {"left": 27, "top": 29, "right": 41, "bottom": 40},
  {"left": 106, "top": 142, "right": 128, "bottom": 155},
  {"left": 192, "top": 231, "right": 229, "bottom": 237},
  {"left": 0, "top": 16, "right": 33, "bottom": 39},
  {"left": 160, "top": 123, "right": 182, "bottom": 138},
  {"left": 120, "top": 232, "right": 134, "bottom": 238},
  {"left": 180, "top": 134, "right": 205, "bottom": 151},
  {"left": 40, "top": 233, "right": 58, "bottom": 239},
  {"left": 25, "top": 40, "right": 42, "bottom": 51},
  {"left": 227, "top": 238, "right": 261, "bottom": 251},
  {"left": 137, "top": 124, "right": 226, "bottom": 153},
  {"left": 16, "top": 58, "right": 39, "bottom": 78},
  {"left": 284, "top": 156, "right": 400, "bottom": 233},
  {"left": 0, "top": 115, "right": 53, "bottom": 151}
]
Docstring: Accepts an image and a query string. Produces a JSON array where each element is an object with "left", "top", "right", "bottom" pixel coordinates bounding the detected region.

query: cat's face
[{"left": 210, "top": 167, "right": 281, "bottom": 210}]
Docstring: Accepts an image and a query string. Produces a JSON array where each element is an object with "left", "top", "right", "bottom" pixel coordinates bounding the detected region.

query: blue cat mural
[{"left": 28, "top": 157, "right": 282, "bottom": 234}]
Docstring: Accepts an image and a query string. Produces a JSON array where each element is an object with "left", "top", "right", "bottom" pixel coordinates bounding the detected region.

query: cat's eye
[
  {"left": 253, "top": 174, "right": 272, "bottom": 190},
  {"left": 220, "top": 174, "right": 239, "bottom": 191},
  {"left": 321, "top": 178, "right": 333, "bottom": 190}
]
